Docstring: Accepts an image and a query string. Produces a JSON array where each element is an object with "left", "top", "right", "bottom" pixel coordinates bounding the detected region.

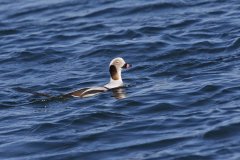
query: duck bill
[{"left": 122, "top": 63, "right": 131, "bottom": 69}]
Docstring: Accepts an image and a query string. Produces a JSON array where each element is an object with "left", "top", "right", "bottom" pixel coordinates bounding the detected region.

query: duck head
[{"left": 105, "top": 57, "right": 131, "bottom": 89}]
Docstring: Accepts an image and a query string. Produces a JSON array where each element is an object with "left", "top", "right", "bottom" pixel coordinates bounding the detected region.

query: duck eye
[{"left": 116, "top": 61, "right": 119, "bottom": 64}]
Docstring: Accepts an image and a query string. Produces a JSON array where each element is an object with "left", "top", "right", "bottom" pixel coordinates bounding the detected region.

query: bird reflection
[{"left": 111, "top": 87, "right": 127, "bottom": 99}]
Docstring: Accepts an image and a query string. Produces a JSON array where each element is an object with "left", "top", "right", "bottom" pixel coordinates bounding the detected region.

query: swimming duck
[{"left": 68, "top": 57, "right": 131, "bottom": 98}]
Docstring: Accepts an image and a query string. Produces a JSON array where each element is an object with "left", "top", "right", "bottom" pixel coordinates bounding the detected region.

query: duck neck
[{"left": 105, "top": 69, "right": 123, "bottom": 89}]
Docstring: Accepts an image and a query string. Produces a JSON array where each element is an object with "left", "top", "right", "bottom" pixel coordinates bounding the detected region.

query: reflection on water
[{"left": 111, "top": 88, "right": 127, "bottom": 99}]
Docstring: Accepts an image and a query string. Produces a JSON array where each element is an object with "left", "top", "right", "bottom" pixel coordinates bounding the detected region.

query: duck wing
[
  {"left": 66, "top": 88, "right": 90, "bottom": 97},
  {"left": 80, "top": 87, "right": 107, "bottom": 98},
  {"left": 67, "top": 87, "right": 108, "bottom": 98}
]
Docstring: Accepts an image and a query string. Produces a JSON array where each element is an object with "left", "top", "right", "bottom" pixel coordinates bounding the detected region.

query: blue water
[{"left": 1, "top": 0, "right": 240, "bottom": 159}]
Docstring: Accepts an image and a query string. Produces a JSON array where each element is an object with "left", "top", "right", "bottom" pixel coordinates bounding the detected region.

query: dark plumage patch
[
  {"left": 109, "top": 65, "right": 119, "bottom": 80},
  {"left": 69, "top": 88, "right": 90, "bottom": 97}
]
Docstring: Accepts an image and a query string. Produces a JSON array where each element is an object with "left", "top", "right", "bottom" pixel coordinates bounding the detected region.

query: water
[{"left": 1, "top": 0, "right": 240, "bottom": 159}]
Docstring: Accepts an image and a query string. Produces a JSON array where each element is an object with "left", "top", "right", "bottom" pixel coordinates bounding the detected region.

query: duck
[{"left": 67, "top": 57, "right": 131, "bottom": 98}]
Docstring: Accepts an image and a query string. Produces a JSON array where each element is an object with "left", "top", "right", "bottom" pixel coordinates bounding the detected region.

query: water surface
[{"left": 1, "top": 0, "right": 240, "bottom": 159}]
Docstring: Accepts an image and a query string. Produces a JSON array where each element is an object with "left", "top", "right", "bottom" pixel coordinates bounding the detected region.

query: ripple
[
  {"left": 167, "top": 19, "right": 199, "bottom": 29},
  {"left": 124, "top": 2, "right": 185, "bottom": 15},
  {"left": 0, "top": 28, "right": 20, "bottom": 36},
  {"left": 78, "top": 136, "right": 189, "bottom": 160},
  {"left": 227, "top": 37, "right": 240, "bottom": 51},
  {"left": 137, "top": 103, "right": 181, "bottom": 115},
  {"left": 58, "top": 111, "right": 130, "bottom": 126},
  {"left": 175, "top": 155, "right": 213, "bottom": 160},
  {"left": 83, "top": 7, "right": 123, "bottom": 18},
  {"left": 198, "top": 84, "right": 222, "bottom": 92},
  {"left": 30, "top": 122, "right": 61, "bottom": 133},
  {"left": 204, "top": 121, "right": 240, "bottom": 139},
  {"left": 78, "top": 24, "right": 109, "bottom": 32},
  {"left": 148, "top": 48, "right": 191, "bottom": 61},
  {"left": 14, "top": 51, "right": 42, "bottom": 62},
  {"left": 137, "top": 26, "right": 164, "bottom": 35},
  {"left": 99, "top": 29, "right": 142, "bottom": 41},
  {"left": 7, "top": 5, "right": 50, "bottom": 19}
]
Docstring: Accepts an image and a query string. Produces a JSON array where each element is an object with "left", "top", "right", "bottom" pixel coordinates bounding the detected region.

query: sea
[{"left": 1, "top": 0, "right": 240, "bottom": 159}]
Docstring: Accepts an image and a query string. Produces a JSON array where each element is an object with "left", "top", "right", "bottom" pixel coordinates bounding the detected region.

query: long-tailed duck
[{"left": 67, "top": 57, "right": 131, "bottom": 98}]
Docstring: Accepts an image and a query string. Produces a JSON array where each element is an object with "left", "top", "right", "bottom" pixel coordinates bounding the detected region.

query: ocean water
[{"left": 1, "top": 0, "right": 240, "bottom": 159}]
